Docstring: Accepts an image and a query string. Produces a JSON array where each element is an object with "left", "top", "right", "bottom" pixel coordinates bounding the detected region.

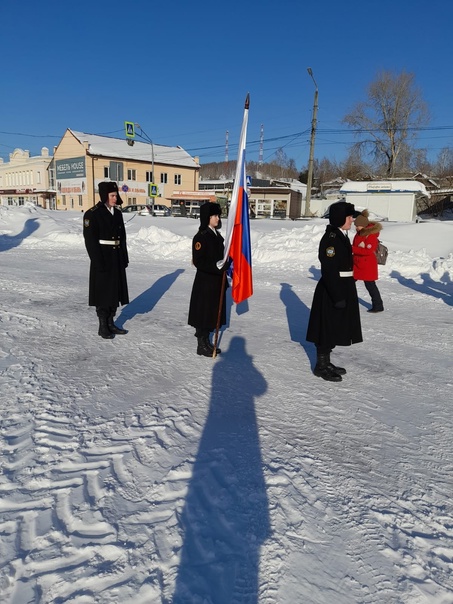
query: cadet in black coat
[
  {"left": 188, "top": 202, "right": 228, "bottom": 356},
  {"left": 306, "top": 201, "right": 362, "bottom": 381},
  {"left": 83, "top": 181, "right": 129, "bottom": 339}
]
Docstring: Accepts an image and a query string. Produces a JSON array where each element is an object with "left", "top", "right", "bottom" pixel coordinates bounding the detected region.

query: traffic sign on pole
[
  {"left": 148, "top": 183, "right": 158, "bottom": 197},
  {"left": 124, "top": 121, "right": 135, "bottom": 139}
]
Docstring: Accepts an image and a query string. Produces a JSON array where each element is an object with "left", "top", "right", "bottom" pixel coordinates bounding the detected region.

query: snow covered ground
[{"left": 1, "top": 205, "right": 452, "bottom": 604}]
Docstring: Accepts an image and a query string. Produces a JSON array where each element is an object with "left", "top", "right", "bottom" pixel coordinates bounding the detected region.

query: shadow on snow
[
  {"left": 390, "top": 270, "right": 453, "bottom": 307},
  {"left": 279, "top": 282, "right": 315, "bottom": 368},
  {"left": 116, "top": 269, "right": 185, "bottom": 327},
  {"left": 0, "top": 218, "right": 40, "bottom": 252},
  {"left": 172, "top": 336, "right": 270, "bottom": 603}
]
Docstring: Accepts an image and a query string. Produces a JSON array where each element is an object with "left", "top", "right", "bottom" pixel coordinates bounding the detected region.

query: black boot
[
  {"left": 197, "top": 336, "right": 213, "bottom": 357},
  {"left": 107, "top": 313, "right": 128, "bottom": 335},
  {"left": 98, "top": 316, "right": 114, "bottom": 339},
  {"left": 313, "top": 353, "right": 342, "bottom": 382},
  {"left": 205, "top": 334, "right": 221, "bottom": 355},
  {"left": 327, "top": 352, "right": 346, "bottom": 375}
]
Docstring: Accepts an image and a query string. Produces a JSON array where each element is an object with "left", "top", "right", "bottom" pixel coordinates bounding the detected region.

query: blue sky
[{"left": 1, "top": 0, "right": 452, "bottom": 169}]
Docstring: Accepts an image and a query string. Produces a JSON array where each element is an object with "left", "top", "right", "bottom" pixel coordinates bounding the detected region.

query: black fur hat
[
  {"left": 199, "top": 202, "right": 222, "bottom": 230},
  {"left": 329, "top": 201, "right": 358, "bottom": 227},
  {"left": 98, "top": 181, "right": 123, "bottom": 206}
]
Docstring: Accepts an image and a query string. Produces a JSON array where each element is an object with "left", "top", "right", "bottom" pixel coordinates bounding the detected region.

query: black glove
[{"left": 334, "top": 299, "right": 346, "bottom": 309}]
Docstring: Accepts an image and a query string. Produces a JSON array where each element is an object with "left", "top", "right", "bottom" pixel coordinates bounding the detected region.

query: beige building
[
  {"left": 0, "top": 147, "right": 55, "bottom": 208},
  {"left": 53, "top": 129, "right": 200, "bottom": 212}
]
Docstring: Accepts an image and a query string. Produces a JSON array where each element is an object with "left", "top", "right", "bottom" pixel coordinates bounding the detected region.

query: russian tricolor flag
[{"left": 218, "top": 94, "right": 253, "bottom": 304}]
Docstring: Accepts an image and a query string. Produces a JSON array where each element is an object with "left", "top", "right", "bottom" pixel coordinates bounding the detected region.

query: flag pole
[
  {"left": 212, "top": 93, "right": 250, "bottom": 358},
  {"left": 212, "top": 271, "right": 227, "bottom": 358}
]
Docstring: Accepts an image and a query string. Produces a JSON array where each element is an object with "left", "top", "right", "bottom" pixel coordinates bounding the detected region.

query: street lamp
[
  {"left": 304, "top": 67, "right": 318, "bottom": 217},
  {"left": 134, "top": 123, "right": 155, "bottom": 188},
  {"left": 126, "top": 123, "right": 156, "bottom": 210}
]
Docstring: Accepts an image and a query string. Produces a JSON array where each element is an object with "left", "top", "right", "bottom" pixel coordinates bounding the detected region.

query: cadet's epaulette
[{"left": 329, "top": 231, "right": 337, "bottom": 238}]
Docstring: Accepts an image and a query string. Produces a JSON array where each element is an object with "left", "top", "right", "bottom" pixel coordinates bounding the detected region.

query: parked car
[
  {"left": 138, "top": 205, "right": 154, "bottom": 216},
  {"left": 122, "top": 204, "right": 147, "bottom": 214},
  {"left": 149, "top": 204, "right": 171, "bottom": 216}
]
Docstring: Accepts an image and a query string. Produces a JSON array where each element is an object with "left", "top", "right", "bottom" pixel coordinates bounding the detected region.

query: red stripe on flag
[{"left": 230, "top": 186, "right": 253, "bottom": 303}]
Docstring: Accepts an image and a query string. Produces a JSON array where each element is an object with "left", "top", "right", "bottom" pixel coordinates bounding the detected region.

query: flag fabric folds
[{"left": 218, "top": 94, "right": 253, "bottom": 304}]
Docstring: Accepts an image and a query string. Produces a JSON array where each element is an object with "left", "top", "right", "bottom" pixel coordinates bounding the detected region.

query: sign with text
[
  {"left": 55, "top": 157, "right": 86, "bottom": 179},
  {"left": 367, "top": 182, "right": 392, "bottom": 192}
]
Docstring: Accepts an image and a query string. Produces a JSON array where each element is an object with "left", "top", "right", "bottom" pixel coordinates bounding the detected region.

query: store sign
[
  {"left": 367, "top": 182, "right": 392, "bottom": 192},
  {"left": 56, "top": 157, "right": 86, "bottom": 179}
]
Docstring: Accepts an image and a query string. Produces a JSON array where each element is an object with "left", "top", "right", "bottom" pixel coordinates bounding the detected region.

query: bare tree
[
  {"left": 433, "top": 147, "right": 453, "bottom": 178},
  {"left": 343, "top": 71, "right": 429, "bottom": 177},
  {"left": 341, "top": 148, "right": 372, "bottom": 180}
]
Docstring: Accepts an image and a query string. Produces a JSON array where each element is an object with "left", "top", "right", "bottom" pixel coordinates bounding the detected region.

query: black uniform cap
[
  {"left": 329, "top": 201, "right": 359, "bottom": 227},
  {"left": 199, "top": 202, "right": 222, "bottom": 230},
  {"left": 99, "top": 181, "right": 124, "bottom": 206}
]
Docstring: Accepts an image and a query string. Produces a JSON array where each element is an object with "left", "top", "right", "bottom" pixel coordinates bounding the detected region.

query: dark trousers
[
  {"left": 195, "top": 328, "right": 211, "bottom": 338},
  {"left": 364, "top": 281, "right": 383, "bottom": 310},
  {"left": 96, "top": 306, "right": 117, "bottom": 318}
]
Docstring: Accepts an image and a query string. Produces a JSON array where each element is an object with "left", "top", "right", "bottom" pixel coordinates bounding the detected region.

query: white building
[
  {"left": 340, "top": 180, "right": 430, "bottom": 222},
  {"left": 0, "top": 147, "right": 55, "bottom": 208}
]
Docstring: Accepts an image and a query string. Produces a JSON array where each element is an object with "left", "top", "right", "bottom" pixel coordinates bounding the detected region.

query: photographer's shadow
[{"left": 172, "top": 336, "right": 270, "bottom": 603}]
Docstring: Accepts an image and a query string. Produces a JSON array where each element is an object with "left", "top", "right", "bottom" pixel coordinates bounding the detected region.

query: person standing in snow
[
  {"left": 83, "top": 181, "right": 129, "bottom": 339},
  {"left": 352, "top": 209, "right": 384, "bottom": 313},
  {"left": 306, "top": 200, "right": 363, "bottom": 382},
  {"left": 188, "top": 202, "right": 229, "bottom": 357}
]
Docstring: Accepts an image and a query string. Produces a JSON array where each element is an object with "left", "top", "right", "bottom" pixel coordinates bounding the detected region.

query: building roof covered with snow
[
  {"left": 340, "top": 180, "right": 430, "bottom": 197},
  {"left": 70, "top": 130, "right": 199, "bottom": 168}
]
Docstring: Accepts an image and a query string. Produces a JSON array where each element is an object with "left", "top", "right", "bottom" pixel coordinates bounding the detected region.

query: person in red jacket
[{"left": 352, "top": 209, "right": 384, "bottom": 313}]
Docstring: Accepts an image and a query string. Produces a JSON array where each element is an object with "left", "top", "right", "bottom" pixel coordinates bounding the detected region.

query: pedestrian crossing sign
[
  {"left": 148, "top": 183, "right": 158, "bottom": 197},
  {"left": 124, "top": 121, "right": 135, "bottom": 139}
]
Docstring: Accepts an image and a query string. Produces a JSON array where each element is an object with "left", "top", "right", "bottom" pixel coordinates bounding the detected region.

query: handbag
[{"left": 375, "top": 241, "right": 388, "bottom": 265}]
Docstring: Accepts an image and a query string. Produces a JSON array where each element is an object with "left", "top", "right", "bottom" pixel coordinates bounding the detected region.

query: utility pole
[
  {"left": 259, "top": 124, "right": 264, "bottom": 165},
  {"left": 304, "top": 67, "right": 318, "bottom": 217}
]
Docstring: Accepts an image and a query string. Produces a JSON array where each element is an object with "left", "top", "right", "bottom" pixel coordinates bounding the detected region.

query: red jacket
[{"left": 352, "top": 222, "right": 382, "bottom": 281}]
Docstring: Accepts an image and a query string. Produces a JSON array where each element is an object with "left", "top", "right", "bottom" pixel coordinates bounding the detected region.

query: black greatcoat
[
  {"left": 83, "top": 202, "right": 129, "bottom": 308},
  {"left": 188, "top": 227, "right": 226, "bottom": 330},
  {"left": 306, "top": 225, "right": 362, "bottom": 348}
]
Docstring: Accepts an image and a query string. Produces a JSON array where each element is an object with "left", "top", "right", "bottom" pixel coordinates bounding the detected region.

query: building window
[
  {"left": 109, "top": 161, "right": 124, "bottom": 181},
  {"left": 160, "top": 173, "right": 168, "bottom": 184},
  {"left": 7, "top": 197, "right": 14, "bottom": 206},
  {"left": 78, "top": 196, "right": 83, "bottom": 207},
  {"left": 174, "top": 174, "right": 181, "bottom": 185},
  {"left": 37, "top": 171, "right": 41, "bottom": 184},
  {"left": 104, "top": 166, "right": 109, "bottom": 178},
  {"left": 127, "top": 169, "right": 136, "bottom": 181},
  {"left": 62, "top": 196, "right": 66, "bottom": 206},
  {"left": 48, "top": 168, "right": 55, "bottom": 189},
  {"left": 18, "top": 197, "right": 25, "bottom": 206},
  {"left": 146, "top": 171, "right": 154, "bottom": 182}
]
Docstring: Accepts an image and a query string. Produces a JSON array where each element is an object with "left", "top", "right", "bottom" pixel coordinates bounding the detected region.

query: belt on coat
[
  {"left": 99, "top": 240, "right": 120, "bottom": 245},
  {"left": 339, "top": 271, "right": 353, "bottom": 277}
]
